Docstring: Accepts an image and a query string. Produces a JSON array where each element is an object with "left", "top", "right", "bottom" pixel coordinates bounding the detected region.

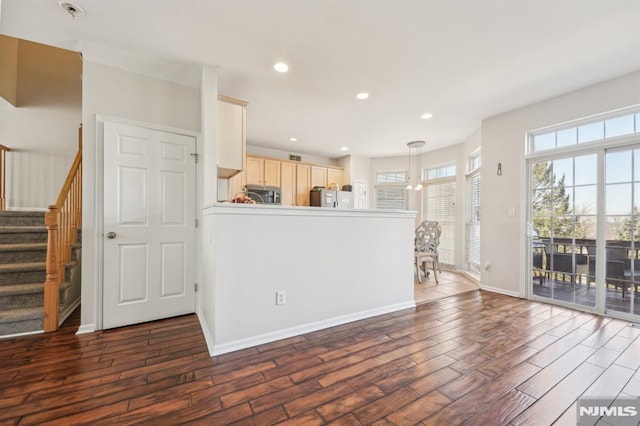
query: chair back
[{"left": 415, "top": 221, "right": 441, "bottom": 253}]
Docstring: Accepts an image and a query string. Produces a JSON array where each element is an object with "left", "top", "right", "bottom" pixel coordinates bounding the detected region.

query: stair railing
[
  {"left": 0, "top": 144, "right": 9, "bottom": 211},
  {"left": 44, "top": 126, "right": 82, "bottom": 332}
]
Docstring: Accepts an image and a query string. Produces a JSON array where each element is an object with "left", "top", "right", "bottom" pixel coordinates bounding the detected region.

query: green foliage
[
  {"left": 613, "top": 207, "right": 640, "bottom": 241},
  {"left": 532, "top": 162, "right": 575, "bottom": 239}
]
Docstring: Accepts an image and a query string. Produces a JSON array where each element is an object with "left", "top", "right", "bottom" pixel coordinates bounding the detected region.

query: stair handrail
[
  {"left": 0, "top": 144, "right": 9, "bottom": 211},
  {"left": 44, "top": 126, "right": 82, "bottom": 332}
]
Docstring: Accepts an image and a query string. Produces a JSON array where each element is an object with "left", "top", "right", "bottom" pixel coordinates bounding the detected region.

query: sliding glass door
[
  {"left": 530, "top": 154, "right": 597, "bottom": 309},
  {"left": 529, "top": 145, "right": 640, "bottom": 319},
  {"left": 605, "top": 147, "right": 640, "bottom": 315}
]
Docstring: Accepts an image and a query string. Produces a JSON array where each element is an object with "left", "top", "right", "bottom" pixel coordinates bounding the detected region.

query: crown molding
[{"left": 79, "top": 41, "right": 203, "bottom": 89}]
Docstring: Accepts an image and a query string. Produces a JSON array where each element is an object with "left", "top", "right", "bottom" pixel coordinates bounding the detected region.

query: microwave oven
[{"left": 244, "top": 185, "right": 281, "bottom": 205}]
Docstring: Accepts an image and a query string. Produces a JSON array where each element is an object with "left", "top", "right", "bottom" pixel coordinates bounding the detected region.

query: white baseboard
[
  {"left": 479, "top": 284, "right": 520, "bottom": 298},
  {"left": 76, "top": 323, "right": 96, "bottom": 335},
  {"left": 211, "top": 300, "right": 416, "bottom": 356},
  {"left": 460, "top": 270, "right": 481, "bottom": 285},
  {"left": 196, "top": 308, "right": 215, "bottom": 357},
  {"left": 0, "top": 329, "right": 43, "bottom": 339}
]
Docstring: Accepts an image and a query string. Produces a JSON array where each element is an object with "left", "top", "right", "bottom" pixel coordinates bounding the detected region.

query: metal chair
[{"left": 414, "top": 221, "right": 442, "bottom": 284}]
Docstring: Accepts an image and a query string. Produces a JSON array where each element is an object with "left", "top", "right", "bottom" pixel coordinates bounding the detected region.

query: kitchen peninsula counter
[
  {"left": 210, "top": 201, "right": 417, "bottom": 217},
  {"left": 198, "top": 203, "right": 416, "bottom": 355}
]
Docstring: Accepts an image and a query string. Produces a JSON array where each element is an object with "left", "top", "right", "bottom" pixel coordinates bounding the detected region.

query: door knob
[{"left": 106, "top": 232, "right": 117, "bottom": 239}]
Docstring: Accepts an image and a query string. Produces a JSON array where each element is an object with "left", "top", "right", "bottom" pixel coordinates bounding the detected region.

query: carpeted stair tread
[
  {"left": 0, "top": 283, "right": 43, "bottom": 296},
  {"left": 0, "top": 262, "right": 46, "bottom": 273},
  {"left": 0, "top": 306, "right": 44, "bottom": 324},
  {"left": 0, "top": 226, "right": 47, "bottom": 233},
  {"left": 0, "top": 211, "right": 45, "bottom": 217},
  {"left": 0, "top": 243, "right": 47, "bottom": 251},
  {"left": 0, "top": 210, "right": 79, "bottom": 336}
]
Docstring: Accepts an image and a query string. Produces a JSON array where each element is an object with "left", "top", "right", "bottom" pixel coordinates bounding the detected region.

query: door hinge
[
  {"left": 195, "top": 219, "right": 199, "bottom": 228},
  {"left": 195, "top": 283, "right": 198, "bottom": 292},
  {"left": 190, "top": 153, "right": 198, "bottom": 163}
]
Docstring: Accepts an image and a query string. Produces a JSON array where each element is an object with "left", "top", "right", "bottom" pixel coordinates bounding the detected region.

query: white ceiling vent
[{"left": 58, "top": 1, "right": 85, "bottom": 18}]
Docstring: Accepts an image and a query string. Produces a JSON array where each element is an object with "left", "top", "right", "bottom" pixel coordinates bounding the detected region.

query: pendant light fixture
[{"left": 406, "top": 140, "right": 426, "bottom": 191}]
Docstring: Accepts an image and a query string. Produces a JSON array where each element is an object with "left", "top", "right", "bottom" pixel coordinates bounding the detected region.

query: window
[
  {"left": 526, "top": 106, "right": 640, "bottom": 318},
  {"left": 466, "top": 155, "right": 481, "bottom": 274},
  {"left": 375, "top": 171, "right": 408, "bottom": 210},
  {"left": 530, "top": 109, "right": 640, "bottom": 154},
  {"left": 468, "top": 152, "right": 482, "bottom": 172},
  {"left": 424, "top": 164, "right": 456, "bottom": 180},
  {"left": 422, "top": 164, "right": 456, "bottom": 266}
]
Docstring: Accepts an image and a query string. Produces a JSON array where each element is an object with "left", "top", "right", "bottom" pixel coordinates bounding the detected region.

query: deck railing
[
  {"left": 44, "top": 127, "right": 82, "bottom": 332},
  {"left": 0, "top": 144, "right": 9, "bottom": 211}
]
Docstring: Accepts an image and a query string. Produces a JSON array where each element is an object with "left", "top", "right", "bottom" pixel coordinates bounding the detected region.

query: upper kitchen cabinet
[
  {"left": 217, "top": 95, "right": 248, "bottom": 178},
  {"left": 327, "top": 168, "right": 343, "bottom": 189},
  {"left": 296, "top": 164, "right": 311, "bottom": 206},
  {"left": 280, "top": 162, "right": 296, "bottom": 206},
  {"left": 311, "top": 166, "right": 327, "bottom": 188},
  {"left": 246, "top": 156, "right": 281, "bottom": 186}
]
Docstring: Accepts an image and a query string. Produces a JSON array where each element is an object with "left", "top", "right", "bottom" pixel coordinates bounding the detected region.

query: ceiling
[{"left": 1, "top": 0, "right": 639, "bottom": 159}]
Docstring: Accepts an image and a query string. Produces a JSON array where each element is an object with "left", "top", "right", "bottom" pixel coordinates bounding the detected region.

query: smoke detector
[{"left": 58, "top": 1, "right": 85, "bottom": 18}]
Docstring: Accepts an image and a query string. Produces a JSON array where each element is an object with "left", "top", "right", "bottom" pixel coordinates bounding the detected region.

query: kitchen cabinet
[
  {"left": 236, "top": 155, "right": 343, "bottom": 205},
  {"left": 246, "top": 156, "right": 281, "bottom": 186},
  {"left": 245, "top": 156, "right": 263, "bottom": 185},
  {"left": 311, "top": 166, "right": 327, "bottom": 188},
  {"left": 217, "top": 95, "right": 247, "bottom": 178},
  {"left": 296, "top": 164, "right": 311, "bottom": 206},
  {"left": 280, "top": 162, "right": 296, "bottom": 206},
  {"left": 264, "top": 159, "right": 280, "bottom": 186},
  {"left": 327, "top": 168, "right": 343, "bottom": 189},
  {"left": 228, "top": 169, "right": 246, "bottom": 200}
]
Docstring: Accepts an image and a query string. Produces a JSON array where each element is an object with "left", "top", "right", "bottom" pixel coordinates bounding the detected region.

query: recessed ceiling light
[
  {"left": 421, "top": 113, "right": 434, "bottom": 119},
  {"left": 340, "top": 147, "right": 349, "bottom": 151},
  {"left": 355, "top": 92, "right": 369, "bottom": 100},
  {"left": 274, "top": 62, "right": 289, "bottom": 73},
  {"left": 289, "top": 137, "right": 298, "bottom": 142}
]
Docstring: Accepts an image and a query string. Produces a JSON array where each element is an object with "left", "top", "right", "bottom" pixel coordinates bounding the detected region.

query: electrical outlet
[{"left": 276, "top": 290, "right": 286, "bottom": 305}]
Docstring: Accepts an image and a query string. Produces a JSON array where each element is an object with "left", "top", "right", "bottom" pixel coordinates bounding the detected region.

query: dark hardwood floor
[{"left": 2, "top": 290, "right": 640, "bottom": 425}]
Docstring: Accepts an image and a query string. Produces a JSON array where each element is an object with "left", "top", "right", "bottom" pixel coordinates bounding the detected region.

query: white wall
[
  {"left": 5, "top": 151, "right": 73, "bottom": 210},
  {"left": 481, "top": 70, "right": 640, "bottom": 297},
  {"left": 0, "top": 38, "right": 82, "bottom": 208},
  {"left": 205, "top": 204, "right": 416, "bottom": 354},
  {"left": 80, "top": 59, "right": 201, "bottom": 330},
  {"left": 197, "top": 65, "right": 218, "bottom": 348},
  {"left": 350, "top": 155, "right": 371, "bottom": 186}
]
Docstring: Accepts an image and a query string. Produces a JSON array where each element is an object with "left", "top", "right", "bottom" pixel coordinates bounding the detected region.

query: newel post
[{"left": 44, "top": 205, "right": 59, "bottom": 332}]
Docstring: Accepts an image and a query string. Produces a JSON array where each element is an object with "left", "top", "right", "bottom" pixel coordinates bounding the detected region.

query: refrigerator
[{"left": 310, "top": 188, "right": 353, "bottom": 208}]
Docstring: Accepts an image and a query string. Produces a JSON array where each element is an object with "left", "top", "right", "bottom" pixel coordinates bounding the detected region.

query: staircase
[{"left": 0, "top": 211, "right": 81, "bottom": 336}]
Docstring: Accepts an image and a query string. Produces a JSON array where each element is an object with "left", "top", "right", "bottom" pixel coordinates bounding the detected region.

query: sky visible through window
[
  {"left": 533, "top": 112, "right": 639, "bottom": 153},
  {"left": 546, "top": 150, "right": 640, "bottom": 221}
]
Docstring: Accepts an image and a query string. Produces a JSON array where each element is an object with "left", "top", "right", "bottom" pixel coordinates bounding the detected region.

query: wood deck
[{"left": 2, "top": 290, "right": 640, "bottom": 424}]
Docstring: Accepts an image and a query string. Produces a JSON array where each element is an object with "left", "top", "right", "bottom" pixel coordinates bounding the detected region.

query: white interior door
[
  {"left": 103, "top": 122, "right": 196, "bottom": 329},
  {"left": 354, "top": 180, "right": 368, "bottom": 209}
]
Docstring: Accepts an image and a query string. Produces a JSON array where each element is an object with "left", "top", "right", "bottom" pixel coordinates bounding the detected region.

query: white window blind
[
  {"left": 375, "top": 171, "right": 408, "bottom": 210},
  {"left": 422, "top": 178, "right": 456, "bottom": 266},
  {"left": 465, "top": 170, "right": 481, "bottom": 271},
  {"left": 375, "top": 187, "right": 408, "bottom": 210}
]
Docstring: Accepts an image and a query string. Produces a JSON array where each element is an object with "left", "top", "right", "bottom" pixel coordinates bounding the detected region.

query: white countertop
[{"left": 205, "top": 202, "right": 417, "bottom": 218}]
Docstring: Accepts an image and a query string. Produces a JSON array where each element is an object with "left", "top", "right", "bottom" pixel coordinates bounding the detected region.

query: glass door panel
[
  {"left": 530, "top": 154, "right": 597, "bottom": 309},
  {"left": 605, "top": 148, "right": 639, "bottom": 315}
]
